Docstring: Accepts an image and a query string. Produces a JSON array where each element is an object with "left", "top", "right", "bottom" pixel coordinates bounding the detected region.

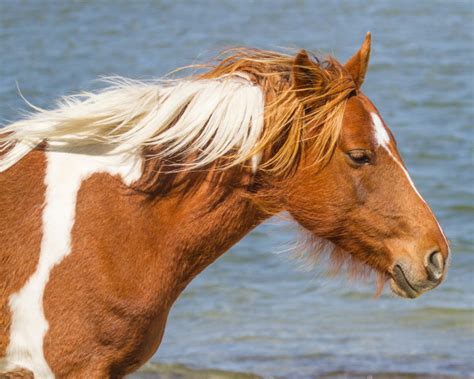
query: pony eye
[{"left": 347, "top": 149, "right": 372, "bottom": 165}]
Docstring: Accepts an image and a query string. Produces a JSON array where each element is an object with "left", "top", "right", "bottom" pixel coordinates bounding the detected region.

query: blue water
[{"left": 1, "top": 1, "right": 472, "bottom": 378}]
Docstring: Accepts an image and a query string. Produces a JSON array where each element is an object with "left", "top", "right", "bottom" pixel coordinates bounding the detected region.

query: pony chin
[{"left": 293, "top": 229, "right": 389, "bottom": 298}]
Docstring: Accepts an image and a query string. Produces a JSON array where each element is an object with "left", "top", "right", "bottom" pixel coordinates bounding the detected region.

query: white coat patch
[{"left": 0, "top": 148, "right": 142, "bottom": 377}]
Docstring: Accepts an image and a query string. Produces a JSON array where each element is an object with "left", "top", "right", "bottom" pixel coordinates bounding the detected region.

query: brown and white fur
[{"left": 0, "top": 33, "right": 449, "bottom": 378}]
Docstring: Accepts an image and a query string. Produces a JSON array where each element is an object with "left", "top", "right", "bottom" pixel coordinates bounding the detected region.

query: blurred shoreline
[{"left": 129, "top": 362, "right": 469, "bottom": 379}]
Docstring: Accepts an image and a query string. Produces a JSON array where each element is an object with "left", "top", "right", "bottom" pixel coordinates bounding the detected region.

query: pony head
[{"left": 275, "top": 33, "right": 449, "bottom": 298}]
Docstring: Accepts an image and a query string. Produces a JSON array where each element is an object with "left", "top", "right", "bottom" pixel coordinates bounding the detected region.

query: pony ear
[
  {"left": 344, "top": 32, "right": 371, "bottom": 90},
  {"left": 292, "top": 49, "right": 328, "bottom": 100}
]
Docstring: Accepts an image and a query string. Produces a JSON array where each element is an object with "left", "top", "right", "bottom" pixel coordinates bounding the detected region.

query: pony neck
[{"left": 131, "top": 166, "right": 271, "bottom": 303}]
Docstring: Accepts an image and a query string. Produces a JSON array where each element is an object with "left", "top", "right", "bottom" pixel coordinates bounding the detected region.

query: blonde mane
[{"left": 0, "top": 48, "right": 355, "bottom": 175}]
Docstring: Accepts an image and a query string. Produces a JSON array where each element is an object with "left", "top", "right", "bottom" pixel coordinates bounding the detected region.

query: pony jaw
[{"left": 294, "top": 231, "right": 389, "bottom": 298}]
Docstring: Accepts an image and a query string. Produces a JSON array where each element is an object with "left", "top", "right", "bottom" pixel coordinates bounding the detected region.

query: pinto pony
[{"left": 0, "top": 33, "right": 448, "bottom": 378}]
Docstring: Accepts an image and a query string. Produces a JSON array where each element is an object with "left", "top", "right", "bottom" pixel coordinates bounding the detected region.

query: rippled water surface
[{"left": 1, "top": 1, "right": 473, "bottom": 378}]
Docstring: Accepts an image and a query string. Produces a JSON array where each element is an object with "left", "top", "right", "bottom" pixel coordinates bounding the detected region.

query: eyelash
[{"left": 347, "top": 150, "right": 372, "bottom": 165}]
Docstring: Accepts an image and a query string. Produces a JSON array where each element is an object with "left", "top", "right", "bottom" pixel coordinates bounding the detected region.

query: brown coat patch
[
  {"left": 42, "top": 169, "right": 265, "bottom": 377},
  {"left": 0, "top": 150, "right": 45, "bottom": 357}
]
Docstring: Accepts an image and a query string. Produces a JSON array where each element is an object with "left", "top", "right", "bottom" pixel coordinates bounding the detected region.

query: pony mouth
[{"left": 389, "top": 265, "right": 420, "bottom": 299}]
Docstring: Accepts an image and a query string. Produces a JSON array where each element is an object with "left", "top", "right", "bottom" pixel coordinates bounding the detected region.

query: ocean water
[{"left": 0, "top": 1, "right": 472, "bottom": 378}]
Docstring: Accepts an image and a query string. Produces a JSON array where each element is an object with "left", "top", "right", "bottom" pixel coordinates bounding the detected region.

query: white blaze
[
  {"left": 1, "top": 148, "right": 142, "bottom": 377},
  {"left": 372, "top": 112, "right": 391, "bottom": 146},
  {"left": 371, "top": 112, "right": 426, "bottom": 202},
  {"left": 370, "top": 112, "right": 448, "bottom": 247}
]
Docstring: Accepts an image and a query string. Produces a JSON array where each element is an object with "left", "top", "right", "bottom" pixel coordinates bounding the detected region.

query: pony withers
[{"left": 0, "top": 33, "right": 449, "bottom": 378}]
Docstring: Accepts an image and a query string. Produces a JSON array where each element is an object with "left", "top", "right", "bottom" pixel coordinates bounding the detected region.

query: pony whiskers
[{"left": 294, "top": 230, "right": 389, "bottom": 298}]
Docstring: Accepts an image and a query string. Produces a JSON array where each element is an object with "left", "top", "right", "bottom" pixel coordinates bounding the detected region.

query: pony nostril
[
  {"left": 426, "top": 251, "right": 444, "bottom": 281},
  {"left": 429, "top": 251, "right": 444, "bottom": 270}
]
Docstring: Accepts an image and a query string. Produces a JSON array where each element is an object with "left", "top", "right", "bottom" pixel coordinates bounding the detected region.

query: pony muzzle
[{"left": 389, "top": 251, "right": 446, "bottom": 299}]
